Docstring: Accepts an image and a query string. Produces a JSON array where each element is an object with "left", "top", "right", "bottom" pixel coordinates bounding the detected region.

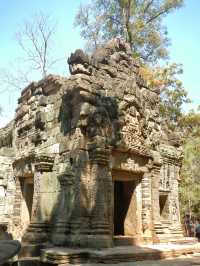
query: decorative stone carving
[
  {"left": 52, "top": 163, "right": 75, "bottom": 246},
  {"left": 68, "top": 49, "right": 92, "bottom": 75},
  {"left": 34, "top": 155, "right": 54, "bottom": 172}
]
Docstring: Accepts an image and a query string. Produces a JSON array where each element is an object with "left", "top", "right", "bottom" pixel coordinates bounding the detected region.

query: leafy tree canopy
[
  {"left": 140, "top": 63, "right": 191, "bottom": 127},
  {"left": 180, "top": 130, "right": 200, "bottom": 218},
  {"left": 75, "top": 0, "right": 188, "bottom": 127},
  {"left": 75, "top": 0, "right": 183, "bottom": 64}
]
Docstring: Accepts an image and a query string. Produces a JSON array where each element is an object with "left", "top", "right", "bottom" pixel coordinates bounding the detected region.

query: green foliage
[
  {"left": 75, "top": 0, "right": 184, "bottom": 64},
  {"left": 140, "top": 63, "right": 190, "bottom": 127},
  {"left": 178, "top": 108, "right": 200, "bottom": 218},
  {"left": 75, "top": 0, "right": 186, "bottom": 126},
  {"left": 180, "top": 130, "right": 200, "bottom": 218},
  {"left": 159, "top": 64, "right": 191, "bottom": 126},
  {"left": 179, "top": 108, "right": 200, "bottom": 137}
]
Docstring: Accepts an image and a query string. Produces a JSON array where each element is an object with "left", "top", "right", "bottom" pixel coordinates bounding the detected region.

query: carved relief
[
  {"left": 121, "top": 114, "right": 143, "bottom": 149},
  {"left": 160, "top": 164, "right": 170, "bottom": 191}
]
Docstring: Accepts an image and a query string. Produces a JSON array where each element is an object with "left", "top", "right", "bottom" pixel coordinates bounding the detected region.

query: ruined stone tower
[{"left": 0, "top": 39, "right": 183, "bottom": 250}]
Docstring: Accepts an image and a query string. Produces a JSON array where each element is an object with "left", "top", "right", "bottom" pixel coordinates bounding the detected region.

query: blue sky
[{"left": 0, "top": 0, "right": 199, "bottom": 127}]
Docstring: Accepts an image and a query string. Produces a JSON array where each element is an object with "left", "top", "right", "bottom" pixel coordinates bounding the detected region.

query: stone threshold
[{"left": 40, "top": 241, "right": 200, "bottom": 265}]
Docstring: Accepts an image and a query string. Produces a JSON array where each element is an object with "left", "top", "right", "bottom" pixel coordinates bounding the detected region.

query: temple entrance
[
  {"left": 159, "top": 194, "right": 169, "bottom": 220},
  {"left": 114, "top": 180, "right": 137, "bottom": 236},
  {"left": 20, "top": 177, "right": 34, "bottom": 224}
]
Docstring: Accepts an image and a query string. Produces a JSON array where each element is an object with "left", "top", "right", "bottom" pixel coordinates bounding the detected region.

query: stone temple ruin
[{"left": 0, "top": 39, "right": 183, "bottom": 262}]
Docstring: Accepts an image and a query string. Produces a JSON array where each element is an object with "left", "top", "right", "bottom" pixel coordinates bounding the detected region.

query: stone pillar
[
  {"left": 168, "top": 162, "right": 183, "bottom": 236},
  {"left": 59, "top": 142, "right": 113, "bottom": 249},
  {"left": 151, "top": 163, "right": 162, "bottom": 223},
  {"left": 151, "top": 161, "right": 162, "bottom": 242},
  {"left": 12, "top": 177, "right": 22, "bottom": 226},
  {"left": 22, "top": 172, "right": 48, "bottom": 243},
  {"left": 141, "top": 162, "right": 153, "bottom": 243},
  {"left": 52, "top": 166, "right": 75, "bottom": 246},
  {"left": 22, "top": 156, "right": 54, "bottom": 244},
  {"left": 87, "top": 142, "right": 113, "bottom": 248}
]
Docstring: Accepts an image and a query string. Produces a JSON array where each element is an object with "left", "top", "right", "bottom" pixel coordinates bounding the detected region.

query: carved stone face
[
  {"left": 78, "top": 102, "right": 94, "bottom": 129},
  {"left": 78, "top": 101, "right": 113, "bottom": 141},
  {"left": 93, "top": 111, "right": 103, "bottom": 126}
]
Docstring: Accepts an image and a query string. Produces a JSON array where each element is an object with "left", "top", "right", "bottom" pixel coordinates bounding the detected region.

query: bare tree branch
[{"left": 15, "top": 12, "right": 58, "bottom": 78}]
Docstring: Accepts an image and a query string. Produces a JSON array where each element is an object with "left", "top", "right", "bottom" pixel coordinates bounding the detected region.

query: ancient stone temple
[{"left": 0, "top": 39, "right": 183, "bottom": 253}]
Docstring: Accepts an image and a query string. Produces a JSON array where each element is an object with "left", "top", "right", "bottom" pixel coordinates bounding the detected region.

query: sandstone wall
[{"left": 0, "top": 122, "right": 15, "bottom": 230}]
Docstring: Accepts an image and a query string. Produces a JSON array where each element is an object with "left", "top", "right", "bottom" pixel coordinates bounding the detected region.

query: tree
[
  {"left": 179, "top": 108, "right": 200, "bottom": 137},
  {"left": 175, "top": 108, "right": 200, "bottom": 218},
  {"left": 140, "top": 63, "right": 191, "bottom": 127},
  {"left": 16, "top": 12, "right": 59, "bottom": 78},
  {"left": 180, "top": 133, "right": 200, "bottom": 218},
  {"left": 75, "top": 0, "right": 183, "bottom": 64},
  {"left": 75, "top": 0, "right": 188, "bottom": 126},
  {"left": 0, "top": 12, "right": 61, "bottom": 115}
]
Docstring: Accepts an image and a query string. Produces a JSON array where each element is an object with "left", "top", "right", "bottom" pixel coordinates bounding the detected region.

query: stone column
[
  {"left": 51, "top": 166, "right": 75, "bottom": 246},
  {"left": 62, "top": 142, "right": 113, "bottom": 248},
  {"left": 141, "top": 162, "right": 153, "bottom": 243},
  {"left": 12, "top": 177, "right": 22, "bottom": 226},
  {"left": 87, "top": 142, "right": 113, "bottom": 248},
  {"left": 151, "top": 163, "right": 162, "bottom": 223},
  {"left": 151, "top": 161, "right": 162, "bottom": 242},
  {"left": 22, "top": 156, "right": 54, "bottom": 244},
  {"left": 168, "top": 162, "right": 183, "bottom": 236}
]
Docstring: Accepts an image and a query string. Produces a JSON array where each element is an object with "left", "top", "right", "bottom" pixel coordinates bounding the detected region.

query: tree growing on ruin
[
  {"left": 75, "top": 0, "right": 183, "bottom": 64},
  {"left": 75, "top": 0, "right": 189, "bottom": 127}
]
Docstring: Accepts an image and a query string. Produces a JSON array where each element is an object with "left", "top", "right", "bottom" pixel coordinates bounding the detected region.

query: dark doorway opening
[
  {"left": 25, "top": 183, "right": 34, "bottom": 218},
  {"left": 114, "top": 180, "right": 135, "bottom": 235},
  {"left": 159, "top": 194, "right": 169, "bottom": 220},
  {"left": 20, "top": 178, "right": 34, "bottom": 221}
]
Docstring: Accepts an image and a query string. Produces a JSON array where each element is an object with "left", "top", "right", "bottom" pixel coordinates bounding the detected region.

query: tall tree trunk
[{"left": 125, "top": 0, "right": 133, "bottom": 48}]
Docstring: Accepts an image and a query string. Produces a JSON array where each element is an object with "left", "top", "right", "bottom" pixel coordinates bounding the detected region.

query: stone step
[
  {"left": 154, "top": 223, "right": 170, "bottom": 232},
  {"left": 114, "top": 236, "right": 140, "bottom": 246},
  {"left": 19, "top": 244, "right": 52, "bottom": 258},
  {"left": 12, "top": 257, "right": 40, "bottom": 266},
  {"left": 41, "top": 242, "right": 200, "bottom": 265},
  {"left": 170, "top": 237, "right": 198, "bottom": 245},
  {"left": 153, "top": 222, "right": 183, "bottom": 240},
  {"left": 156, "top": 236, "right": 198, "bottom": 244}
]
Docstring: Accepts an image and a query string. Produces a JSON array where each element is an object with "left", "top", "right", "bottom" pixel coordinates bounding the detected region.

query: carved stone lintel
[
  {"left": 13, "top": 154, "right": 55, "bottom": 174},
  {"left": 34, "top": 155, "right": 54, "bottom": 172},
  {"left": 34, "top": 162, "right": 53, "bottom": 172},
  {"left": 58, "top": 168, "right": 75, "bottom": 187}
]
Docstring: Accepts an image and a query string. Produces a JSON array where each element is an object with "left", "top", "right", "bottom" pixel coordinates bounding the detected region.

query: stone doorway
[
  {"left": 114, "top": 180, "right": 137, "bottom": 236},
  {"left": 20, "top": 177, "right": 34, "bottom": 225},
  {"left": 159, "top": 194, "right": 169, "bottom": 220}
]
